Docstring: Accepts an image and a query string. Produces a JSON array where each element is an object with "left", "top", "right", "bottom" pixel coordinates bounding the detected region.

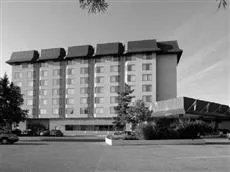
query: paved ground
[{"left": 0, "top": 139, "right": 230, "bottom": 172}]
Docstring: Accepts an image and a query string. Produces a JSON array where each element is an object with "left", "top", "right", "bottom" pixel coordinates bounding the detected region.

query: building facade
[{"left": 7, "top": 39, "right": 183, "bottom": 135}]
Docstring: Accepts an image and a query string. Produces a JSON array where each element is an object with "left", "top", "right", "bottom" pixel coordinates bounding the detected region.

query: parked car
[
  {"left": 49, "top": 130, "right": 63, "bottom": 137},
  {"left": 0, "top": 130, "right": 19, "bottom": 144},
  {"left": 12, "top": 129, "right": 22, "bottom": 136},
  {"left": 39, "top": 130, "right": 50, "bottom": 136},
  {"left": 21, "top": 129, "right": 38, "bottom": 136}
]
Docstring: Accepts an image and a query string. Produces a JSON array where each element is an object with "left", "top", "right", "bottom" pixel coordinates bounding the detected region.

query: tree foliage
[
  {"left": 0, "top": 74, "right": 28, "bottom": 129},
  {"left": 79, "top": 0, "right": 228, "bottom": 14},
  {"left": 127, "top": 100, "right": 153, "bottom": 130},
  {"left": 79, "top": 0, "right": 108, "bottom": 13},
  {"left": 113, "top": 84, "right": 134, "bottom": 130}
]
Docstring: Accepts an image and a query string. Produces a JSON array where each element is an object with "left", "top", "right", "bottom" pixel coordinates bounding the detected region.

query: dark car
[
  {"left": 50, "top": 130, "right": 63, "bottom": 137},
  {"left": 0, "top": 130, "right": 19, "bottom": 144}
]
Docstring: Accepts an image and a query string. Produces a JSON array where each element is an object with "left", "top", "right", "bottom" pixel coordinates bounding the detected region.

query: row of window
[
  {"left": 17, "top": 73, "right": 151, "bottom": 89},
  {"left": 25, "top": 83, "right": 151, "bottom": 97},
  {"left": 14, "top": 63, "right": 153, "bottom": 80},
  {"left": 39, "top": 107, "right": 115, "bottom": 115}
]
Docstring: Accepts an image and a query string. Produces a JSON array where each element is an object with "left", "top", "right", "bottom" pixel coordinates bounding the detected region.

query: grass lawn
[{"left": 0, "top": 139, "right": 229, "bottom": 172}]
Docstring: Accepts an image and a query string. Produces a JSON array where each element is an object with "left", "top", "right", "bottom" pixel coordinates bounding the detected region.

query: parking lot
[{"left": 0, "top": 138, "right": 230, "bottom": 172}]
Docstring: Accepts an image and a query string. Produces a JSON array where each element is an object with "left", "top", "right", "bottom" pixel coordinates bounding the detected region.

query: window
[
  {"left": 143, "top": 54, "right": 152, "bottom": 60},
  {"left": 14, "top": 72, "right": 22, "bottom": 79},
  {"left": 110, "top": 86, "right": 120, "bottom": 93},
  {"left": 40, "top": 80, "right": 48, "bottom": 86},
  {"left": 142, "top": 74, "right": 152, "bottom": 81},
  {"left": 80, "top": 77, "right": 89, "bottom": 84},
  {"left": 66, "top": 108, "right": 74, "bottom": 115},
  {"left": 142, "top": 95, "right": 152, "bottom": 102},
  {"left": 27, "top": 71, "right": 33, "bottom": 78},
  {"left": 126, "top": 56, "right": 136, "bottom": 61},
  {"left": 142, "top": 85, "right": 152, "bottom": 92},
  {"left": 40, "top": 89, "right": 48, "bottom": 96},
  {"left": 110, "top": 75, "right": 120, "bottom": 83},
  {"left": 52, "top": 98, "right": 59, "bottom": 105},
  {"left": 95, "top": 97, "right": 104, "bottom": 104},
  {"left": 95, "top": 76, "right": 104, "bottom": 84},
  {"left": 80, "top": 87, "right": 89, "bottom": 94},
  {"left": 22, "top": 64, "right": 28, "bottom": 68},
  {"left": 95, "top": 66, "right": 104, "bottom": 73},
  {"left": 80, "top": 59, "right": 89, "bottom": 64},
  {"left": 110, "top": 96, "right": 118, "bottom": 103},
  {"left": 80, "top": 97, "right": 88, "bottom": 104},
  {"left": 40, "top": 109, "right": 47, "bottom": 115},
  {"left": 67, "top": 60, "right": 76, "bottom": 65},
  {"left": 52, "top": 89, "right": 60, "bottom": 95},
  {"left": 67, "top": 78, "right": 74, "bottom": 85},
  {"left": 127, "top": 75, "right": 135, "bottom": 82},
  {"left": 66, "top": 88, "right": 75, "bottom": 95},
  {"left": 53, "top": 69, "right": 61, "bottom": 76},
  {"left": 127, "top": 64, "right": 135, "bottom": 71},
  {"left": 66, "top": 98, "right": 74, "bottom": 105},
  {"left": 40, "top": 70, "right": 48, "bottom": 77},
  {"left": 80, "top": 67, "right": 89, "bottom": 74},
  {"left": 40, "top": 99, "right": 48, "bottom": 106},
  {"left": 110, "top": 107, "right": 117, "bottom": 114},
  {"left": 41, "top": 63, "right": 49, "bottom": 67},
  {"left": 110, "top": 57, "right": 119, "bottom": 62},
  {"left": 26, "top": 90, "right": 33, "bottom": 96},
  {"left": 53, "top": 108, "right": 59, "bottom": 115},
  {"left": 26, "top": 99, "right": 33, "bottom": 106},
  {"left": 53, "top": 79, "right": 61, "bottom": 85},
  {"left": 95, "top": 57, "right": 105, "bottom": 63},
  {"left": 67, "top": 68, "right": 74, "bottom": 75},
  {"left": 94, "top": 107, "right": 104, "bottom": 114},
  {"left": 110, "top": 65, "right": 120, "bottom": 72},
  {"left": 80, "top": 107, "right": 89, "bottom": 114},
  {"left": 27, "top": 81, "right": 33, "bottom": 87},
  {"left": 95, "top": 86, "right": 103, "bottom": 94},
  {"left": 142, "top": 63, "right": 152, "bottom": 71}
]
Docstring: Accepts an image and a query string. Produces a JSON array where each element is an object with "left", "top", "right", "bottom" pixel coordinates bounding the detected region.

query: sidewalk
[{"left": 19, "top": 135, "right": 105, "bottom": 142}]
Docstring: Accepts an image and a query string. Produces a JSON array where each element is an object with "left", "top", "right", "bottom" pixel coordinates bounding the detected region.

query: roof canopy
[
  {"left": 7, "top": 39, "right": 183, "bottom": 64},
  {"left": 152, "top": 97, "right": 230, "bottom": 120},
  {"left": 39, "top": 48, "right": 66, "bottom": 62},
  {"left": 66, "top": 45, "right": 94, "bottom": 59},
  {"left": 7, "top": 50, "right": 39, "bottom": 64}
]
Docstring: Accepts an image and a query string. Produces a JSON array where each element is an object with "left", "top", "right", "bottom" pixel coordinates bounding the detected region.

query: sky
[{"left": 0, "top": 0, "right": 229, "bottom": 105}]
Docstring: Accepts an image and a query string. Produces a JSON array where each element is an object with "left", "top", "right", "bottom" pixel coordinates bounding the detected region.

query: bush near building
[{"left": 108, "top": 119, "right": 214, "bottom": 140}]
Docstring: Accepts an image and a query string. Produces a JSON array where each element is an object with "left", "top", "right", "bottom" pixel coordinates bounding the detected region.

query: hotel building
[{"left": 7, "top": 39, "right": 185, "bottom": 134}]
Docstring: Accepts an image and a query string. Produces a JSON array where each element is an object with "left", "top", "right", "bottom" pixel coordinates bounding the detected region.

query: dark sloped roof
[
  {"left": 157, "top": 41, "right": 183, "bottom": 63},
  {"left": 39, "top": 48, "right": 66, "bottom": 61},
  {"left": 95, "top": 42, "right": 124, "bottom": 56},
  {"left": 66, "top": 45, "right": 94, "bottom": 59},
  {"left": 127, "top": 39, "right": 160, "bottom": 54},
  {"left": 7, "top": 50, "right": 39, "bottom": 64}
]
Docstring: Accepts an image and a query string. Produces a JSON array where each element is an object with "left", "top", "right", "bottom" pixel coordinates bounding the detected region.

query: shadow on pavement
[{"left": 14, "top": 142, "right": 49, "bottom": 145}]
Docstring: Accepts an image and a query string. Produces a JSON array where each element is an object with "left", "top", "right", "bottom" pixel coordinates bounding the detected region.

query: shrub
[
  {"left": 156, "top": 127, "right": 180, "bottom": 139},
  {"left": 175, "top": 120, "right": 214, "bottom": 139},
  {"left": 135, "top": 123, "right": 157, "bottom": 140}
]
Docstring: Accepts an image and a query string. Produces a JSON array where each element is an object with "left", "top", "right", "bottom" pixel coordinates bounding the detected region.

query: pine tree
[
  {"left": 0, "top": 74, "right": 28, "bottom": 129},
  {"left": 113, "top": 84, "right": 134, "bottom": 131}
]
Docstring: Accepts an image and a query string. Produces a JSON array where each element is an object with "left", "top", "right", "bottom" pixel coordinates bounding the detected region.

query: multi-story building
[{"left": 7, "top": 39, "right": 183, "bottom": 135}]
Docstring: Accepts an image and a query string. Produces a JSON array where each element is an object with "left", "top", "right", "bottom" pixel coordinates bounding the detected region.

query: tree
[
  {"left": 127, "top": 100, "right": 153, "bottom": 130},
  {"left": 113, "top": 84, "right": 134, "bottom": 130},
  {"left": 79, "top": 0, "right": 108, "bottom": 13},
  {"left": 79, "top": 0, "right": 228, "bottom": 14},
  {"left": 0, "top": 74, "right": 28, "bottom": 129}
]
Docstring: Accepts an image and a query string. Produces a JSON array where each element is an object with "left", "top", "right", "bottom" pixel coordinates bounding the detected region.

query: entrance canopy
[{"left": 152, "top": 97, "right": 230, "bottom": 120}]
